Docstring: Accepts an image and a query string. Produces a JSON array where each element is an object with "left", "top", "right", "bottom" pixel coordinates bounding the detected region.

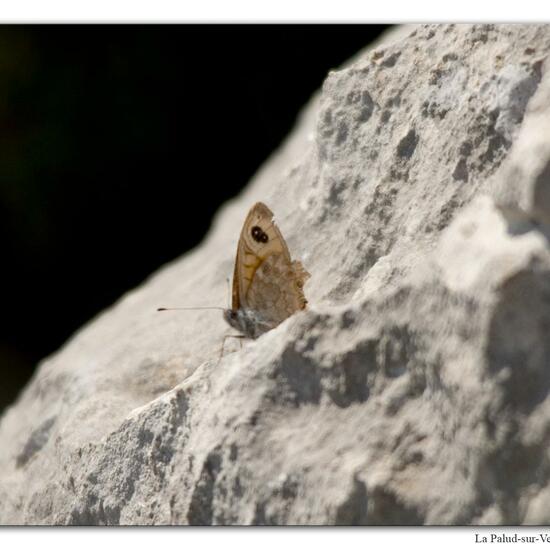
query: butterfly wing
[
  {"left": 232, "top": 202, "right": 310, "bottom": 328},
  {"left": 232, "top": 202, "right": 282, "bottom": 311},
  {"left": 246, "top": 254, "right": 310, "bottom": 327}
]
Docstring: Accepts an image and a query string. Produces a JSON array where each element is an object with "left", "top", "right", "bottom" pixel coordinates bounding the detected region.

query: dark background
[{"left": 0, "top": 25, "right": 389, "bottom": 414}]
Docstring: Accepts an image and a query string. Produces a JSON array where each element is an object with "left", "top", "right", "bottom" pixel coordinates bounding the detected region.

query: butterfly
[
  {"left": 222, "top": 201, "right": 310, "bottom": 339},
  {"left": 159, "top": 202, "right": 310, "bottom": 344}
]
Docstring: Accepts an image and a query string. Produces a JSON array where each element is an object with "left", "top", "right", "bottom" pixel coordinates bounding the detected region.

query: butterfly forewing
[{"left": 233, "top": 203, "right": 286, "bottom": 309}]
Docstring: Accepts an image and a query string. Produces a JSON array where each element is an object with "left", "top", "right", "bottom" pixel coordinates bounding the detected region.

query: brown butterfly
[
  {"left": 159, "top": 202, "right": 310, "bottom": 343},
  {"left": 223, "top": 201, "right": 310, "bottom": 338}
]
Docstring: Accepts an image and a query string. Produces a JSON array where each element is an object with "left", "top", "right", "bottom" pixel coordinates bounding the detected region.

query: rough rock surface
[{"left": 2, "top": 24, "right": 550, "bottom": 525}]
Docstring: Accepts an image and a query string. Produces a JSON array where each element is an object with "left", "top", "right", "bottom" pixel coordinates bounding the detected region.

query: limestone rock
[
  {"left": 491, "top": 56, "right": 550, "bottom": 226},
  {"left": 2, "top": 24, "right": 550, "bottom": 525}
]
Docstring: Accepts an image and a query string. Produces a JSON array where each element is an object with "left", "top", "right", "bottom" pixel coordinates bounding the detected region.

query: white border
[
  {"left": 0, "top": 0, "right": 549, "bottom": 23},
  {"left": 3, "top": 526, "right": 531, "bottom": 550},
  {"left": 5, "top": 526, "right": 550, "bottom": 550}
]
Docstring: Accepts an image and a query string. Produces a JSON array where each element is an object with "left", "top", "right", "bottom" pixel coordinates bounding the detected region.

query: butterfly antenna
[{"left": 157, "top": 306, "right": 225, "bottom": 312}]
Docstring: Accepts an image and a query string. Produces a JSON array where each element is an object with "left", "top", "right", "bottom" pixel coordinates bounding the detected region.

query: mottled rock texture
[{"left": 2, "top": 24, "right": 550, "bottom": 525}]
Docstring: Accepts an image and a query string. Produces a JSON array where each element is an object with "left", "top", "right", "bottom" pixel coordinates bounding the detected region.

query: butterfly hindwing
[{"left": 246, "top": 254, "right": 310, "bottom": 326}]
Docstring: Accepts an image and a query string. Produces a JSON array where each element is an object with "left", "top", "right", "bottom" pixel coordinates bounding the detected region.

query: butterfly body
[
  {"left": 223, "top": 308, "right": 274, "bottom": 339},
  {"left": 225, "top": 202, "right": 310, "bottom": 338}
]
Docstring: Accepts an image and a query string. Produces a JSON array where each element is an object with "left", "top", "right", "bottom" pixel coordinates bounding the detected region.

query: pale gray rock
[
  {"left": 492, "top": 56, "right": 550, "bottom": 226},
  {"left": 2, "top": 24, "right": 550, "bottom": 525}
]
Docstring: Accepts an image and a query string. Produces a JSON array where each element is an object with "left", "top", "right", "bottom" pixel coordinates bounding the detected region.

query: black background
[{"left": 0, "top": 25, "right": 389, "bottom": 414}]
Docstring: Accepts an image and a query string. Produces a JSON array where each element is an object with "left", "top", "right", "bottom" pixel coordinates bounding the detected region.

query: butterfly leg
[{"left": 219, "top": 334, "right": 246, "bottom": 360}]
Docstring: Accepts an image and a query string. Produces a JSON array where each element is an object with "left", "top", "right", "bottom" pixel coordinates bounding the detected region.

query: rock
[
  {"left": 2, "top": 23, "right": 550, "bottom": 525},
  {"left": 491, "top": 56, "right": 550, "bottom": 226}
]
